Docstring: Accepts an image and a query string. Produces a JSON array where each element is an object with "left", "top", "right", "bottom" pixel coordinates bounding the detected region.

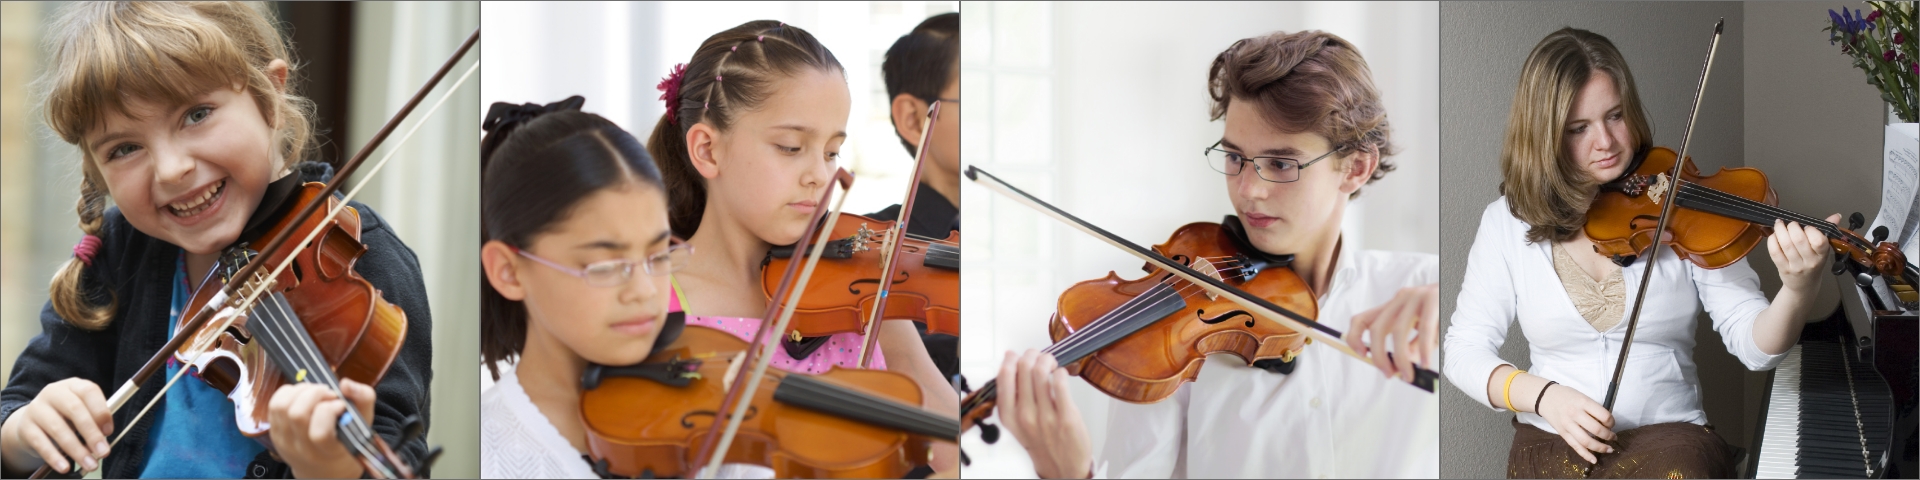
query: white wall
[{"left": 960, "top": 2, "right": 1439, "bottom": 477}]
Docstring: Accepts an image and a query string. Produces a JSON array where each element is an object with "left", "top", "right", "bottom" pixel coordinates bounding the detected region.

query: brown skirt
[{"left": 1506, "top": 418, "right": 1736, "bottom": 479}]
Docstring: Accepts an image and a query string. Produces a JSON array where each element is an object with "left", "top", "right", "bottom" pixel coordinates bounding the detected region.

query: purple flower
[
  {"left": 1897, "top": 32, "right": 1907, "bottom": 45},
  {"left": 1867, "top": 9, "right": 1881, "bottom": 22},
  {"left": 1887, "top": 49, "right": 1898, "bottom": 62}
]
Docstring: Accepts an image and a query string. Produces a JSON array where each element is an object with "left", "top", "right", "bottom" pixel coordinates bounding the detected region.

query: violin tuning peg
[
  {"left": 417, "top": 446, "right": 443, "bottom": 473},
  {"left": 1832, "top": 254, "right": 1850, "bottom": 276},
  {"left": 1850, "top": 212, "right": 1865, "bottom": 230},
  {"left": 961, "top": 450, "right": 972, "bottom": 466},
  {"left": 978, "top": 421, "right": 1001, "bottom": 444},
  {"left": 1856, "top": 272, "right": 1876, "bottom": 288},
  {"left": 399, "top": 415, "right": 427, "bottom": 446},
  {"left": 1873, "top": 226, "right": 1890, "bottom": 243}
]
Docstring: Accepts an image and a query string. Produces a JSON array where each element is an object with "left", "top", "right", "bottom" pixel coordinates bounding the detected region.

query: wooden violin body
[
  {"left": 1586, "top": 146, "right": 1776, "bottom": 269},
  {"left": 1053, "top": 220, "right": 1315, "bottom": 403},
  {"left": 581, "top": 324, "right": 942, "bottom": 478},
  {"left": 760, "top": 212, "right": 961, "bottom": 338},
  {"left": 176, "top": 182, "right": 408, "bottom": 442},
  {"left": 1588, "top": 146, "right": 1915, "bottom": 296}
]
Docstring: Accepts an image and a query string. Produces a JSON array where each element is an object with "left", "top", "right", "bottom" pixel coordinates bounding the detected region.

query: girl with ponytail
[
  {"left": 647, "top": 19, "right": 958, "bottom": 473},
  {"left": 477, "top": 96, "right": 685, "bottom": 479}
]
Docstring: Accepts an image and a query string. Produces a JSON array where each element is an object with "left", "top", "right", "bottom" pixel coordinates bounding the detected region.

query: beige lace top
[{"left": 1552, "top": 242, "right": 1625, "bottom": 332}]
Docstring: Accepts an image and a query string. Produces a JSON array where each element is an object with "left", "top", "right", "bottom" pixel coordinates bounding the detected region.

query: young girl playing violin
[
  {"left": 477, "top": 97, "right": 685, "bottom": 478},
  {"left": 647, "top": 20, "right": 959, "bottom": 473},
  {"left": 1441, "top": 27, "right": 1836, "bottom": 478},
  {"left": 997, "top": 30, "right": 1440, "bottom": 478},
  {"left": 0, "top": 3, "right": 433, "bottom": 478}
]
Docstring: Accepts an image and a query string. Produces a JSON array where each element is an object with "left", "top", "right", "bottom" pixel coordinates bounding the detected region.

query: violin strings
[
  {"left": 965, "top": 258, "right": 1255, "bottom": 416},
  {"left": 1675, "top": 182, "right": 1862, "bottom": 249},
  {"left": 248, "top": 291, "right": 392, "bottom": 477}
]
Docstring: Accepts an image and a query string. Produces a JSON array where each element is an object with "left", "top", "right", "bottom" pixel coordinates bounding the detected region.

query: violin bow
[
  {"left": 857, "top": 100, "right": 943, "bottom": 367},
  {"left": 965, "top": 166, "right": 1439, "bottom": 393},
  {"left": 1601, "top": 18, "right": 1723, "bottom": 413},
  {"left": 693, "top": 169, "right": 856, "bottom": 479},
  {"left": 28, "top": 28, "right": 480, "bottom": 480}
]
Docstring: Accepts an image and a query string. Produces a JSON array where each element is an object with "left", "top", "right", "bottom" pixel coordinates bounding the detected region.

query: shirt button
[{"left": 1310, "top": 397, "right": 1322, "bottom": 408}]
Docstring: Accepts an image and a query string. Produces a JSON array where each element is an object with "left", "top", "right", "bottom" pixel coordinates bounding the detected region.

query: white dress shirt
[
  {"left": 1442, "top": 197, "right": 1788, "bottom": 434},
  {"left": 1096, "top": 243, "right": 1441, "bottom": 478}
]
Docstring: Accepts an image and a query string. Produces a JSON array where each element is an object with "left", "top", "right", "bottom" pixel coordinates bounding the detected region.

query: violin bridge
[
  {"left": 1189, "top": 257, "right": 1224, "bottom": 300},
  {"left": 1647, "top": 173, "right": 1671, "bottom": 205}
]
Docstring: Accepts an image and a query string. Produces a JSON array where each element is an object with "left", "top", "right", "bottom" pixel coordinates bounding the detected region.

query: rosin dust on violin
[{"left": 5, "top": 1, "right": 1914, "bottom": 479}]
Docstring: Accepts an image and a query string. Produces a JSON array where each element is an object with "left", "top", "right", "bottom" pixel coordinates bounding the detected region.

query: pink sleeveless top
[{"left": 669, "top": 277, "right": 885, "bottom": 374}]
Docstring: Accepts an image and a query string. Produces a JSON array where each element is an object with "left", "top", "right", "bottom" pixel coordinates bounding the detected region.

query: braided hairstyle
[
  {"left": 1208, "top": 30, "right": 1397, "bottom": 199},
  {"left": 479, "top": 96, "right": 664, "bottom": 379},
  {"left": 39, "top": 2, "right": 318, "bottom": 330},
  {"left": 647, "top": 20, "right": 843, "bottom": 238}
]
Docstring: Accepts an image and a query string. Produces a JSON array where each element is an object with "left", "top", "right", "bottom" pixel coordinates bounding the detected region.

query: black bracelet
[{"left": 1534, "top": 381, "right": 1558, "bottom": 413}]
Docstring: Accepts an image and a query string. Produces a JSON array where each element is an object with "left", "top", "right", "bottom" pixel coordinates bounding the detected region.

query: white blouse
[
  {"left": 1442, "top": 197, "right": 1788, "bottom": 434},
  {"left": 1097, "top": 245, "right": 1441, "bottom": 479},
  {"left": 481, "top": 365, "right": 602, "bottom": 479}
]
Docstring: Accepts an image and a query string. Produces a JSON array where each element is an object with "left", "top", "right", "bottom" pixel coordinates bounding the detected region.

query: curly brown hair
[{"left": 1208, "top": 30, "right": 1397, "bottom": 199}]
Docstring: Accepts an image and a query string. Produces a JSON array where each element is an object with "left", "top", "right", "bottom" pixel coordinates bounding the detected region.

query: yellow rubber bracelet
[{"left": 1503, "top": 369, "right": 1526, "bottom": 411}]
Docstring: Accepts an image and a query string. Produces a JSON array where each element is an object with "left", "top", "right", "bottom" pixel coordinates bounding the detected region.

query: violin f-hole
[
  {"left": 680, "top": 406, "right": 759, "bottom": 429},
  {"left": 848, "top": 271, "right": 911, "bottom": 295},
  {"left": 1196, "top": 308, "right": 1257, "bottom": 328}
]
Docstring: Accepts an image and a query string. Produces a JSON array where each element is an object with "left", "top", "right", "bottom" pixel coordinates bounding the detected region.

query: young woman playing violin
[
  {"left": 0, "top": 3, "right": 434, "bottom": 478},
  {"left": 998, "top": 30, "right": 1441, "bottom": 479},
  {"left": 1440, "top": 27, "right": 1835, "bottom": 478},
  {"left": 645, "top": 20, "right": 959, "bottom": 474},
  {"left": 477, "top": 97, "right": 688, "bottom": 478}
]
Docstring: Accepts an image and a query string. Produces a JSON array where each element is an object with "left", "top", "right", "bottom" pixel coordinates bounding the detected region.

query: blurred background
[
  {"left": 1437, "top": 2, "right": 1906, "bottom": 478},
  {"left": 479, "top": 0, "right": 960, "bottom": 239},
  {"left": 957, "top": 2, "right": 1441, "bottom": 477},
  {"left": 0, "top": 2, "right": 480, "bottom": 477}
]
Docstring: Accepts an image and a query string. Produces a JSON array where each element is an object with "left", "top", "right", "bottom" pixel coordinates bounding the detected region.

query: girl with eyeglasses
[{"left": 478, "top": 96, "right": 689, "bottom": 478}]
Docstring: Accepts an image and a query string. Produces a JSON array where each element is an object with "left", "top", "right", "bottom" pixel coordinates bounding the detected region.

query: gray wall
[
  {"left": 1438, "top": 3, "right": 1747, "bottom": 478},
  {"left": 1439, "top": 2, "right": 1892, "bottom": 478}
]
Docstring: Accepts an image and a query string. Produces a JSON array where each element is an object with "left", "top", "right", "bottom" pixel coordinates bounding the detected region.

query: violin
[
  {"left": 761, "top": 213, "right": 960, "bottom": 338},
  {"left": 959, "top": 166, "right": 1437, "bottom": 454},
  {"left": 578, "top": 322, "right": 958, "bottom": 478},
  {"left": 1587, "top": 145, "right": 1919, "bottom": 298},
  {"left": 176, "top": 180, "right": 416, "bottom": 477},
  {"left": 761, "top": 101, "right": 958, "bottom": 360},
  {"left": 26, "top": 28, "right": 477, "bottom": 480}
]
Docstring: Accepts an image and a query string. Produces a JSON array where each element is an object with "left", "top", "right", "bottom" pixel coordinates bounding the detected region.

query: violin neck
[
  {"left": 773, "top": 374, "right": 959, "bottom": 441},
  {"left": 1674, "top": 182, "right": 1861, "bottom": 248},
  {"left": 959, "top": 281, "right": 1190, "bottom": 415}
]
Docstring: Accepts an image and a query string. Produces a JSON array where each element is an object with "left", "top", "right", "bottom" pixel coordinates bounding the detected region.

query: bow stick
[
  {"left": 693, "top": 169, "right": 856, "bottom": 479},
  {"left": 857, "top": 100, "right": 943, "bottom": 367},
  {"left": 966, "top": 166, "right": 1438, "bottom": 392},
  {"left": 29, "top": 28, "right": 479, "bottom": 480}
]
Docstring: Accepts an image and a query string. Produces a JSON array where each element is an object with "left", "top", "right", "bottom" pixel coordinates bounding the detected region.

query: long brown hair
[
  {"left": 1208, "top": 30, "right": 1397, "bottom": 199},
  {"left": 38, "top": 2, "right": 316, "bottom": 329},
  {"left": 1500, "top": 27, "right": 1653, "bottom": 243},
  {"left": 646, "top": 20, "right": 843, "bottom": 238}
]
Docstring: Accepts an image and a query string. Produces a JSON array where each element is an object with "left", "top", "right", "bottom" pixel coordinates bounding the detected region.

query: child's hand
[
  {"left": 0, "top": 377, "right": 113, "bottom": 475},
  {"left": 267, "top": 378, "right": 377, "bottom": 479}
]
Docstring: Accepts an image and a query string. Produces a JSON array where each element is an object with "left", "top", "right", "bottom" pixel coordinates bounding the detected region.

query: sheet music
[{"left": 1871, "top": 123, "right": 1919, "bottom": 261}]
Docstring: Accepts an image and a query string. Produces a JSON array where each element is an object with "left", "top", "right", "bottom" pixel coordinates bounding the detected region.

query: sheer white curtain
[
  {"left": 348, "top": 3, "right": 483, "bottom": 478},
  {"left": 959, "top": 2, "right": 1439, "bottom": 477}
]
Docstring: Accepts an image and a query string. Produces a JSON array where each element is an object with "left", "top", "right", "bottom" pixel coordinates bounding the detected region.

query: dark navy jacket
[{"left": 0, "top": 163, "right": 433, "bottom": 478}]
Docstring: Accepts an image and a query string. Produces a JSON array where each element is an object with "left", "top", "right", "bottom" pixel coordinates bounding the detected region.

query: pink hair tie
[
  {"left": 72, "top": 235, "right": 102, "bottom": 266},
  {"left": 757, "top": 35, "right": 765, "bottom": 42},
  {"left": 656, "top": 63, "right": 690, "bottom": 125}
]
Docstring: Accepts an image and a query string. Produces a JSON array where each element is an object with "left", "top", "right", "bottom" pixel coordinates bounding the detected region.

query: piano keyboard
[{"left": 1753, "top": 342, "right": 1895, "bottom": 478}]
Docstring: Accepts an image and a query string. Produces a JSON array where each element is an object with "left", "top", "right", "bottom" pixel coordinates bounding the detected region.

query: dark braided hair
[{"left": 647, "top": 20, "right": 843, "bottom": 238}]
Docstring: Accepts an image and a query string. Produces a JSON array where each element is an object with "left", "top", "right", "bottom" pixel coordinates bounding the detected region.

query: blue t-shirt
[{"left": 138, "top": 253, "right": 265, "bottom": 477}]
